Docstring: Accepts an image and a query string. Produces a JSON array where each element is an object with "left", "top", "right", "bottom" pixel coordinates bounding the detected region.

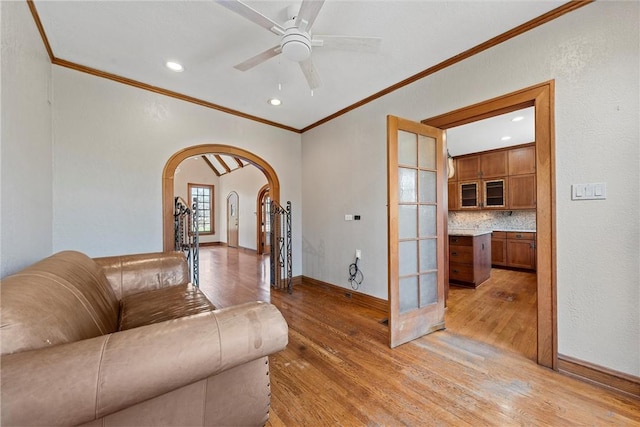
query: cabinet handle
[
  {"left": 482, "top": 243, "right": 485, "bottom": 250},
  {"left": 452, "top": 238, "right": 458, "bottom": 243},
  {"left": 452, "top": 269, "right": 460, "bottom": 274},
  {"left": 451, "top": 251, "right": 458, "bottom": 256},
  {"left": 516, "top": 234, "right": 523, "bottom": 238}
]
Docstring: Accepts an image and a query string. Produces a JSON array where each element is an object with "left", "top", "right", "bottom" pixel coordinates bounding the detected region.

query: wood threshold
[
  {"left": 558, "top": 354, "right": 640, "bottom": 398},
  {"left": 302, "top": 276, "right": 388, "bottom": 314},
  {"left": 27, "top": 0, "right": 591, "bottom": 135}
]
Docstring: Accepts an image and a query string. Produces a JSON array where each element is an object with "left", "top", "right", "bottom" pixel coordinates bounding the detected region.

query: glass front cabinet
[{"left": 458, "top": 179, "right": 506, "bottom": 209}]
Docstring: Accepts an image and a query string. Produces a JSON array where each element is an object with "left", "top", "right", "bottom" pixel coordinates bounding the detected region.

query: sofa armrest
[
  {"left": 94, "top": 251, "right": 190, "bottom": 299},
  {"left": 1, "top": 301, "right": 288, "bottom": 426}
]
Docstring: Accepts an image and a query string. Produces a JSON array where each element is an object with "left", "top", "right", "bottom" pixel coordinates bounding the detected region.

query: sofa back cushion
[{"left": 1, "top": 251, "right": 120, "bottom": 356}]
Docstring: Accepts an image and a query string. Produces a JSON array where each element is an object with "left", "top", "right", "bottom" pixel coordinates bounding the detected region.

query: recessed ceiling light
[
  {"left": 501, "top": 136, "right": 512, "bottom": 141},
  {"left": 268, "top": 98, "right": 282, "bottom": 106},
  {"left": 166, "top": 61, "right": 184, "bottom": 72},
  {"left": 512, "top": 116, "right": 524, "bottom": 122}
]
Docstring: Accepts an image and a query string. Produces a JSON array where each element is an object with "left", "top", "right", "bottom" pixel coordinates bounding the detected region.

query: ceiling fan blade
[
  {"left": 299, "top": 58, "right": 321, "bottom": 90},
  {"left": 312, "top": 35, "right": 382, "bottom": 53},
  {"left": 234, "top": 45, "right": 282, "bottom": 71},
  {"left": 215, "top": 0, "right": 285, "bottom": 35},
  {"left": 295, "top": 0, "right": 325, "bottom": 32}
]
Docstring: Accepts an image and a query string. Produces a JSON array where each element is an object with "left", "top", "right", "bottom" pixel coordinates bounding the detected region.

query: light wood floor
[
  {"left": 198, "top": 247, "right": 640, "bottom": 426},
  {"left": 446, "top": 269, "right": 537, "bottom": 361}
]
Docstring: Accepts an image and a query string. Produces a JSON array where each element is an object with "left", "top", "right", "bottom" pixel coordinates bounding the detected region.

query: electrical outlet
[{"left": 355, "top": 249, "right": 361, "bottom": 259}]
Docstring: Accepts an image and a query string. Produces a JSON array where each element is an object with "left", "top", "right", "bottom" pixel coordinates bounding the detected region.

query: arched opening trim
[{"left": 162, "top": 144, "right": 280, "bottom": 251}]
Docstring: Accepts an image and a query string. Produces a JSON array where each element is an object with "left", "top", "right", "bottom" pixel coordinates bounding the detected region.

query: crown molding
[{"left": 27, "top": 0, "right": 593, "bottom": 135}]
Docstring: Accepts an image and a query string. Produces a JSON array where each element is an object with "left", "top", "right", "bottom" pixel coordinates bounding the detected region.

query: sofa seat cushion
[{"left": 119, "top": 284, "right": 215, "bottom": 331}]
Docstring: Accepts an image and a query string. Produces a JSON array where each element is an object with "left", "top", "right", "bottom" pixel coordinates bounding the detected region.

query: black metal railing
[
  {"left": 174, "top": 196, "right": 199, "bottom": 287},
  {"left": 270, "top": 201, "right": 292, "bottom": 294}
]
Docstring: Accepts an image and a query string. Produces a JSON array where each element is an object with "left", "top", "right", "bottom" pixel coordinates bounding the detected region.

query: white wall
[
  {"left": 301, "top": 1, "right": 639, "bottom": 376},
  {"left": 0, "top": 1, "right": 53, "bottom": 278},
  {"left": 218, "top": 166, "right": 268, "bottom": 250},
  {"left": 51, "top": 67, "right": 302, "bottom": 275},
  {"left": 174, "top": 157, "right": 221, "bottom": 244}
]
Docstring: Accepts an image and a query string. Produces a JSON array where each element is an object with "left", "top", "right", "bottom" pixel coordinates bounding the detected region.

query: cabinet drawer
[
  {"left": 507, "top": 232, "right": 535, "bottom": 240},
  {"left": 449, "top": 245, "right": 473, "bottom": 264},
  {"left": 492, "top": 231, "right": 507, "bottom": 239},
  {"left": 449, "top": 235, "right": 472, "bottom": 246},
  {"left": 449, "top": 263, "right": 474, "bottom": 282}
]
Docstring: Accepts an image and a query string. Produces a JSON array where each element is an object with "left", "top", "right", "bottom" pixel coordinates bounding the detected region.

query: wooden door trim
[
  {"left": 162, "top": 144, "right": 280, "bottom": 252},
  {"left": 256, "top": 184, "right": 269, "bottom": 255},
  {"left": 422, "top": 80, "right": 556, "bottom": 369}
]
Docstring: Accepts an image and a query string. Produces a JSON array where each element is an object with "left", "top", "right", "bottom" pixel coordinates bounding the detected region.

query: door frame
[
  {"left": 226, "top": 191, "right": 239, "bottom": 248},
  {"left": 162, "top": 144, "right": 280, "bottom": 252},
  {"left": 422, "top": 80, "right": 556, "bottom": 369},
  {"left": 256, "top": 184, "right": 270, "bottom": 255}
]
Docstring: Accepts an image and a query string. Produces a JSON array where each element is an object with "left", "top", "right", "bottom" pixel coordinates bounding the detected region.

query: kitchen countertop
[
  {"left": 448, "top": 229, "right": 493, "bottom": 237},
  {"left": 492, "top": 229, "right": 536, "bottom": 233}
]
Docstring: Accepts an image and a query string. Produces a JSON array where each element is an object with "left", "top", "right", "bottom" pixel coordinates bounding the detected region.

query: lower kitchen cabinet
[
  {"left": 449, "top": 233, "right": 491, "bottom": 288},
  {"left": 491, "top": 231, "right": 507, "bottom": 266},
  {"left": 491, "top": 231, "right": 536, "bottom": 271}
]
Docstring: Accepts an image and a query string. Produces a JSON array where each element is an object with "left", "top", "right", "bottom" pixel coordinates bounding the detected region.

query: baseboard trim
[
  {"left": 199, "top": 242, "right": 224, "bottom": 247},
  {"left": 558, "top": 354, "right": 640, "bottom": 398},
  {"left": 301, "top": 276, "right": 388, "bottom": 314}
]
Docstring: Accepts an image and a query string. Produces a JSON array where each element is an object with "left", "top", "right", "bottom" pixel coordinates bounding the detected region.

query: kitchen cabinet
[
  {"left": 455, "top": 156, "right": 480, "bottom": 181},
  {"left": 491, "top": 231, "right": 507, "bottom": 266},
  {"left": 449, "top": 143, "right": 535, "bottom": 211},
  {"left": 508, "top": 174, "right": 536, "bottom": 209},
  {"left": 506, "top": 232, "right": 536, "bottom": 270},
  {"left": 491, "top": 231, "right": 536, "bottom": 270},
  {"left": 449, "top": 232, "right": 491, "bottom": 288},
  {"left": 508, "top": 145, "right": 536, "bottom": 175},
  {"left": 480, "top": 150, "right": 508, "bottom": 178},
  {"left": 448, "top": 181, "right": 458, "bottom": 211},
  {"left": 457, "top": 178, "right": 506, "bottom": 209}
]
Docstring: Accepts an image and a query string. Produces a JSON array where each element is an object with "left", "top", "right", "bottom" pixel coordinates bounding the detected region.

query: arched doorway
[{"left": 162, "top": 144, "right": 280, "bottom": 251}]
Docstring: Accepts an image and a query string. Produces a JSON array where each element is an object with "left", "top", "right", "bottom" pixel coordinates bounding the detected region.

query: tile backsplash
[{"left": 448, "top": 210, "right": 536, "bottom": 231}]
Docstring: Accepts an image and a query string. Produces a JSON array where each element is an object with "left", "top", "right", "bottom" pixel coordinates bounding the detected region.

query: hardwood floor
[
  {"left": 446, "top": 269, "right": 537, "bottom": 361},
  {"left": 198, "top": 247, "right": 640, "bottom": 426}
]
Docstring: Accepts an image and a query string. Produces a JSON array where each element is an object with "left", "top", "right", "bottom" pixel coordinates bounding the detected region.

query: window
[{"left": 188, "top": 183, "right": 214, "bottom": 234}]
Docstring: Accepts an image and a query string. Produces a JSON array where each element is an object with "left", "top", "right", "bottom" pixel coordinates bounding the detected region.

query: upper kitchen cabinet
[
  {"left": 480, "top": 150, "right": 508, "bottom": 178},
  {"left": 508, "top": 145, "right": 536, "bottom": 175},
  {"left": 455, "top": 156, "right": 481, "bottom": 181},
  {"left": 508, "top": 144, "right": 536, "bottom": 209},
  {"left": 449, "top": 143, "right": 535, "bottom": 211}
]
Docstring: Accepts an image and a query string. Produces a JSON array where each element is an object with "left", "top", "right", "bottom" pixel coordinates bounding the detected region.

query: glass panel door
[{"left": 387, "top": 116, "right": 446, "bottom": 348}]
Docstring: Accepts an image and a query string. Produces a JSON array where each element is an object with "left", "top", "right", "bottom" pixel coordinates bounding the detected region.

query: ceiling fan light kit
[
  {"left": 215, "top": 0, "right": 381, "bottom": 91},
  {"left": 281, "top": 28, "right": 312, "bottom": 62}
]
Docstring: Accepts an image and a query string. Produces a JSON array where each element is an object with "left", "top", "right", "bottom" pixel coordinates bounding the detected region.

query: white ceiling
[
  {"left": 447, "top": 107, "right": 535, "bottom": 157},
  {"left": 34, "top": 0, "right": 565, "bottom": 131}
]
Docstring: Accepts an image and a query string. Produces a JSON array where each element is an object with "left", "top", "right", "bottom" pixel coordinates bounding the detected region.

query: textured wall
[
  {"left": 0, "top": 2, "right": 53, "bottom": 277},
  {"left": 51, "top": 67, "right": 302, "bottom": 275},
  {"left": 302, "top": 2, "right": 639, "bottom": 375}
]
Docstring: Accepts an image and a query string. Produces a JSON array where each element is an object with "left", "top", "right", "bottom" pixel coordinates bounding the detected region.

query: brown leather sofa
[{"left": 1, "top": 250, "right": 288, "bottom": 426}]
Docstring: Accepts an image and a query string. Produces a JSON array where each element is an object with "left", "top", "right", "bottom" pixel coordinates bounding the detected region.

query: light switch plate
[{"left": 572, "top": 183, "right": 606, "bottom": 200}]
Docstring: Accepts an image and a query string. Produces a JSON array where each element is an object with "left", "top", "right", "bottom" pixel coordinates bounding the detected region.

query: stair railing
[
  {"left": 270, "top": 201, "right": 292, "bottom": 293},
  {"left": 174, "top": 196, "right": 200, "bottom": 287}
]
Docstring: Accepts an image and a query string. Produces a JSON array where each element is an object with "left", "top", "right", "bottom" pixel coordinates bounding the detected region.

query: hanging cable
[{"left": 348, "top": 257, "right": 364, "bottom": 290}]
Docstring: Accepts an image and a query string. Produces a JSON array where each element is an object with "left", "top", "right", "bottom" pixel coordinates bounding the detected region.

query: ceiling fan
[{"left": 215, "top": 0, "right": 382, "bottom": 90}]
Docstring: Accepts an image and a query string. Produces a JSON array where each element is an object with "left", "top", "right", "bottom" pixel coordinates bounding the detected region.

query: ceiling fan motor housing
[{"left": 281, "top": 20, "right": 312, "bottom": 62}]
